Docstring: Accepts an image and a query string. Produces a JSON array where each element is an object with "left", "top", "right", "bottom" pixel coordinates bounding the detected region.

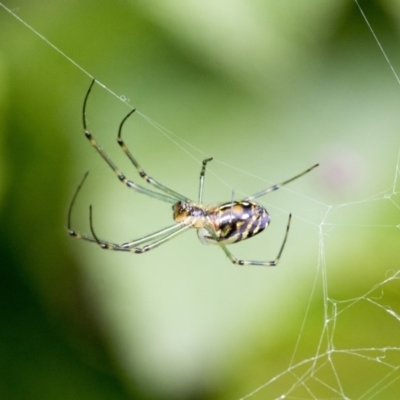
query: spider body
[
  {"left": 68, "top": 79, "right": 319, "bottom": 266},
  {"left": 178, "top": 200, "right": 270, "bottom": 245}
]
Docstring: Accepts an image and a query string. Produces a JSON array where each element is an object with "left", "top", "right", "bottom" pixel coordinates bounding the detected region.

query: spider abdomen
[{"left": 199, "top": 201, "right": 270, "bottom": 245}]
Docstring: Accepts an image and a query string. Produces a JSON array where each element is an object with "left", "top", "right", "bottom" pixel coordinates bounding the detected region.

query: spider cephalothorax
[
  {"left": 68, "top": 79, "right": 319, "bottom": 266},
  {"left": 172, "top": 201, "right": 206, "bottom": 226}
]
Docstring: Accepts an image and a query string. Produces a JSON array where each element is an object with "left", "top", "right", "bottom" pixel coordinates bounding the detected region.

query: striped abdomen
[{"left": 199, "top": 201, "right": 270, "bottom": 245}]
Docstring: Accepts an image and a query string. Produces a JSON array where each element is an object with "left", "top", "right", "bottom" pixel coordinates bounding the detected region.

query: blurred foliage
[{"left": 1, "top": 0, "right": 400, "bottom": 399}]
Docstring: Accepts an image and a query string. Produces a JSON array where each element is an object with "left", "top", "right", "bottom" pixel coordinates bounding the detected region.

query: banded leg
[
  {"left": 67, "top": 172, "right": 190, "bottom": 252},
  {"left": 116, "top": 108, "right": 190, "bottom": 202},
  {"left": 69, "top": 218, "right": 188, "bottom": 252},
  {"left": 211, "top": 213, "right": 292, "bottom": 266},
  {"left": 82, "top": 80, "right": 179, "bottom": 204},
  {"left": 89, "top": 205, "right": 192, "bottom": 253},
  {"left": 67, "top": 170, "right": 90, "bottom": 237},
  {"left": 198, "top": 157, "right": 213, "bottom": 203},
  {"left": 245, "top": 164, "right": 319, "bottom": 201}
]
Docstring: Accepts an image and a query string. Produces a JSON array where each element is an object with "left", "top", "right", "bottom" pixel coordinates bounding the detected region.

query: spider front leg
[
  {"left": 116, "top": 104, "right": 189, "bottom": 202},
  {"left": 212, "top": 213, "right": 292, "bottom": 266},
  {"left": 81, "top": 80, "right": 179, "bottom": 204}
]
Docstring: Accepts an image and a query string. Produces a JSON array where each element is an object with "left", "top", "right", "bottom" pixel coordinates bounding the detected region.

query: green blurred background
[{"left": 1, "top": 0, "right": 400, "bottom": 399}]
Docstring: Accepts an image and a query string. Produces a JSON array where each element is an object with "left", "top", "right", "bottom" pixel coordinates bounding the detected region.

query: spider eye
[
  {"left": 172, "top": 201, "right": 184, "bottom": 213},
  {"left": 172, "top": 201, "right": 188, "bottom": 221}
]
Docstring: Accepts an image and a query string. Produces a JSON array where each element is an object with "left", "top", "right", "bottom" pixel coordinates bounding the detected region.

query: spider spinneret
[{"left": 68, "top": 79, "right": 319, "bottom": 266}]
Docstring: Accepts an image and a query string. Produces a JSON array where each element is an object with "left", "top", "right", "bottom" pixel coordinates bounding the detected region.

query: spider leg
[
  {"left": 69, "top": 218, "right": 189, "bottom": 253},
  {"left": 67, "top": 171, "right": 191, "bottom": 253},
  {"left": 198, "top": 157, "right": 213, "bottom": 203},
  {"left": 67, "top": 170, "right": 90, "bottom": 234},
  {"left": 244, "top": 164, "right": 319, "bottom": 201},
  {"left": 82, "top": 80, "right": 178, "bottom": 204},
  {"left": 66, "top": 172, "right": 124, "bottom": 246},
  {"left": 89, "top": 205, "right": 192, "bottom": 253},
  {"left": 116, "top": 108, "right": 190, "bottom": 202},
  {"left": 120, "top": 223, "right": 189, "bottom": 248},
  {"left": 209, "top": 214, "right": 292, "bottom": 266}
]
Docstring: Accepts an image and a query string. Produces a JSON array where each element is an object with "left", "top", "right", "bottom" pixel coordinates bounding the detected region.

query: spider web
[
  {"left": 1, "top": 1, "right": 400, "bottom": 399},
  {"left": 237, "top": 2, "right": 400, "bottom": 396}
]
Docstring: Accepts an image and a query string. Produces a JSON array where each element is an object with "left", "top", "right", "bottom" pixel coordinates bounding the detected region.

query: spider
[{"left": 67, "top": 79, "right": 319, "bottom": 266}]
